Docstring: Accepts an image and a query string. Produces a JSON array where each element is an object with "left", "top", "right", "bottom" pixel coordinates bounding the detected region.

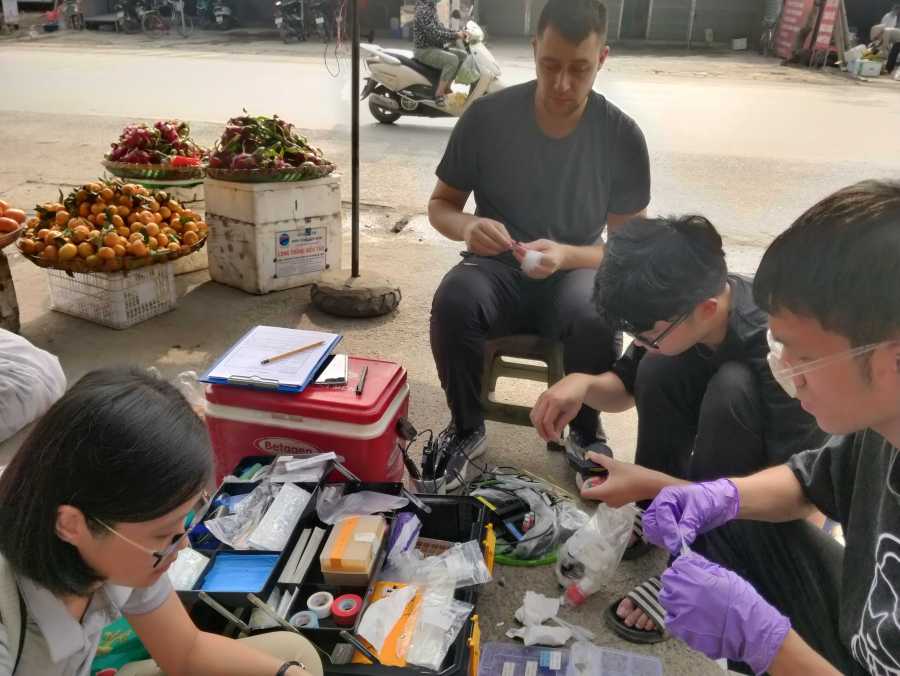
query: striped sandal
[
  {"left": 604, "top": 576, "right": 669, "bottom": 644},
  {"left": 622, "top": 506, "right": 654, "bottom": 561}
]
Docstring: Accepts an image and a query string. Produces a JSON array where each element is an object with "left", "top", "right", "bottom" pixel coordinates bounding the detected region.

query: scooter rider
[{"left": 413, "top": 0, "right": 467, "bottom": 105}]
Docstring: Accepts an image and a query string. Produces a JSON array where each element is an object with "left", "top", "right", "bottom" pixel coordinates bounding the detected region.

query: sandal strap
[
  {"left": 625, "top": 576, "right": 666, "bottom": 630},
  {"left": 632, "top": 506, "right": 645, "bottom": 540}
]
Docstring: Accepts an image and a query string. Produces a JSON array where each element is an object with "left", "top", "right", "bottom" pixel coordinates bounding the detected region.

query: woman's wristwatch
[{"left": 276, "top": 661, "right": 306, "bottom": 676}]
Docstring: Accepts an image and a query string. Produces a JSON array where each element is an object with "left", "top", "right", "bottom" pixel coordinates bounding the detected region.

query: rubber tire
[
  {"left": 368, "top": 97, "right": 401, "bottom": 125},
  {"left": 310, "top": 284, "right": 402, "bottom": 318}
]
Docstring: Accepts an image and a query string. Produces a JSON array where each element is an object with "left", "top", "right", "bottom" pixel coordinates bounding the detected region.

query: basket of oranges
[{"left": 16, "top": 180, "right": 208, "bottom": 274}]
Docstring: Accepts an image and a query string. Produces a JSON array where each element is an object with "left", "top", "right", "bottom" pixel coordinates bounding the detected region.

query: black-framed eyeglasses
[
  {"left": 619, "top": 312, "right": 691, "bottom": 350},
  {"left": 94, "top": 490, "right": 212, "bottom": 568}
]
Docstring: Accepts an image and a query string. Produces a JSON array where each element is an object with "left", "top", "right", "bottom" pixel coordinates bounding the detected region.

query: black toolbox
[{"left": 180, "top": 456, "right": 492, "bottom": 676}]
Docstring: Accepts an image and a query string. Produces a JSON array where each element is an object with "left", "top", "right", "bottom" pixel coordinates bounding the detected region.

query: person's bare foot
[{"left": 616, "top": 597, "right": 657, "bottom": 632}]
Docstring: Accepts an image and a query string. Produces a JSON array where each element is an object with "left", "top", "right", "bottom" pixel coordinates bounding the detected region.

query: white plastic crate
[{"left": 47, "top": 264, "right": 177, "bottom": 329}]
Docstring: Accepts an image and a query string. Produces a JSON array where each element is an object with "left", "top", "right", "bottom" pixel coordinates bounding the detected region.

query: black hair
[
  {"left": 754, "top": 180, "right": 900, "bottom": 347},
  {"left": 593, "top": 215, "right": 728, "bottom": 331},
  {"left": 536, "top": 0, "right": 608, "bottom": 44},
  {"left": 0, "top": 367, "right": 213, "bottom": 596}
]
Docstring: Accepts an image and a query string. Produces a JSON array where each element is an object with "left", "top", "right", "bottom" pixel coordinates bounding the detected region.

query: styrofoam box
[
  {"left": 732, "top": 37, "right": 748, "bottom": 50},
  {"left": 47, "top": 264, "right": 177, "bottom": 329},
  {"left": 204, "top": 175, "right": 340, "bottom": 225},
  {"left": 856, "top": 60, "right": 883, "bottom": 77},
  {"left": 204, "top": 176, "right": 342, "bottom": 295}
]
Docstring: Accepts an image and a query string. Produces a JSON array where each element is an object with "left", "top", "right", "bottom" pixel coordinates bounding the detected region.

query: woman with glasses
[
  {"left": 531, "top": 214, "right": 826, "bottom": 645},
  {"left": 0, "top": 368, "right": 320, "bottom": 676}
]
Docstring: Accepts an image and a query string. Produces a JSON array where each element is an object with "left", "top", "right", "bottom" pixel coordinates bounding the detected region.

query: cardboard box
[{"left": 320, "top": 515, "right": 387, "bottom": 586}]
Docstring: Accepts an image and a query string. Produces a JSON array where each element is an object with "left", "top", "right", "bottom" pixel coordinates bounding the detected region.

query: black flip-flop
[
  {"left": 622, "top": 507, "right": 655, "bottom": 561},
  {"left": 604, "top": 576, "right": 669, "bottom": 644}
]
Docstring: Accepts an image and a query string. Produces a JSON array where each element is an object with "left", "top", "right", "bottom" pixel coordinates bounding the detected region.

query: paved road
[{"left": 2, "top": 37, "right": 899, "bottom": 244}]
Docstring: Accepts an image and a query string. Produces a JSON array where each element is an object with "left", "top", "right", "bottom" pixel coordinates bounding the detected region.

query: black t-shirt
[
  {"left": 436, "top": 81, "right": 651, "bottom": 246},
  {"left": 789, "top": 432, "right": 900, "bottom": 674},
  {"left": 610, "top": 274, "right": 825, "bottom": 465}
]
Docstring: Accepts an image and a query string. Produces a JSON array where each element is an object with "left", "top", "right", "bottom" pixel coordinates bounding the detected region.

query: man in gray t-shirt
[{"left": 425, "top": 0, "right": 650, "bottom": 489}]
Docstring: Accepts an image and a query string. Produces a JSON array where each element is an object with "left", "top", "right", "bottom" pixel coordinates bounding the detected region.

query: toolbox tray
[{"left": 183, "top": 456, "right": 488, "bottom": 675}]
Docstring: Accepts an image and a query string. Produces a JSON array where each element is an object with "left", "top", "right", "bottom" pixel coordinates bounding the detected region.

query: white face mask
[{"left": 767, "top": 329, "right": 890, "bottom": 399}]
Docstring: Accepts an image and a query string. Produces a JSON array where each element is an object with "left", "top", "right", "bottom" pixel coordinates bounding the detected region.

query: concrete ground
[{"left": 1, "top": 30, "right": 898, "bottom": 674}]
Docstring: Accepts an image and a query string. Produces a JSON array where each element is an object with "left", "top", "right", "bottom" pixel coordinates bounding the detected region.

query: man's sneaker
[
  {"left": 423, "top": 424, "right": 486, "bottom": 493},
  {"left": 565, "top": 430, "right": 613, "bottom": 490}
]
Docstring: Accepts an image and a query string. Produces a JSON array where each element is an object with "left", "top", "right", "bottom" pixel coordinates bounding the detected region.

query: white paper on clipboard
[{"left": 205, "top": 326, "right": 340, "bottom": 390}]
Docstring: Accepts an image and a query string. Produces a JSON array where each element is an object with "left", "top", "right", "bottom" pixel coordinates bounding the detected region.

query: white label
[
  {"left": 216, "top": 15, "right": 223, "bottom": 22},
  {"left": 275, "top": 16, "right": 283, "bottom": 25},
  {"left": 524, "top": 662, "right": 538, "bottom": 676},
  {"left": 275, "top": 227, "right": 327, "bottom": 278},
  {"left": 316, "top": 16, "right": 325, "bottom": 24},
  {"left": 354, "top": 532, "right": 376, "bottom": 543},
  {"left": 548, "top": 651, "right": 562, "bottom": 670},
  {"left": 501, "top": 663, "right": 516, "bottom": 676}
]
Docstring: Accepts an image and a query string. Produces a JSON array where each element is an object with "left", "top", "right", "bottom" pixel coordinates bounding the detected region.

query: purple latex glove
[
  {"left": 660, "top": 551, "right": 790, "bottom": 675},
  {"left": 642, "top": 479, "right": 740, "bottom": 555}
]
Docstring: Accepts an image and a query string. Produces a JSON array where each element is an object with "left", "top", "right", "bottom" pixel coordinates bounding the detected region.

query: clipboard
[{"left": 200, "top": 325, "right": 342, "bottom": 393}]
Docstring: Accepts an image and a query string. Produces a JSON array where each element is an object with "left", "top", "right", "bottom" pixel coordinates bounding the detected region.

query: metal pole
[
  {"left": 687, "top": 0, "right": 696, "bottom": 48},
  {"left": 351, "top": 0, "right": 360, "bottom": 278},
  {"left": 645, "top": 0, "right": 654, "bottom": 41}
]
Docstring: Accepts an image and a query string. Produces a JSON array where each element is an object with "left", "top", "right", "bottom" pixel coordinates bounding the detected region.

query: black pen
[{"left": 355, "top": 366, "right": 368, "bottom": 396}]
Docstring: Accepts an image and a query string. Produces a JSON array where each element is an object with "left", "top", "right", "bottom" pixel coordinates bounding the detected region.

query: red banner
[
  {"left": 775, "top": 0, "right": 815, "bottom": 59},
  {"left": 813, "top": 0, "right": 840, "bottom": 51}
]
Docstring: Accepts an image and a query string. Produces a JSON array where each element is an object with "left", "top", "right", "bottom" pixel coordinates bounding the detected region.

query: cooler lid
[{"left": 205, "top": 356, "right": 406, "bottom": 425}]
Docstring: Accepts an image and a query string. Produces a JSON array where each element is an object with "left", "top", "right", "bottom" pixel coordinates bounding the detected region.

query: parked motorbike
[
  {"left": 213, "top": 0, "right": 234, "bottom": 29},
  {"left": 360, "top": 19, "right": 503, "bottom": 124},
  {"left": 115, "top": 0, "right": 150, "bottom": 33},
  {"left": 305, "top": 0, "right": 334, "bottom": 42},
  {"left": 196, "top": 0, "right": 216, "bottom": 28},
  {"left": 274, "top": 0, "right": 305, "bottom": 42}
]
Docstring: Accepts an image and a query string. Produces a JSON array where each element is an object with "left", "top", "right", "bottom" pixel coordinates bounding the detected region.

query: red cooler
[{"left": 204, "top": 357, "right": 409, "bottom": 483}]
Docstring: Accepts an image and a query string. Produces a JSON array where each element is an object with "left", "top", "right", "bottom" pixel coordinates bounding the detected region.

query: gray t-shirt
[
  {"left": 788, "top": 431, "right": 900, "bottom": 674},
  {"left": 0, "top": 567, "right": 172, "bottom": 676},
  {"left": 436, "top": 81, "right": 651, "bottom": 246}
]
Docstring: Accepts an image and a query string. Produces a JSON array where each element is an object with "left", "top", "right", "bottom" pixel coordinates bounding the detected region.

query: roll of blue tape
[{"left": 290, "top": 610, "right": 320, "bottom": 629}]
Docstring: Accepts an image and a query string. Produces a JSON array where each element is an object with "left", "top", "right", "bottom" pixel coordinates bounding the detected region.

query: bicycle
[{"left": 142, "top": 0, "right": 193, "bottom": 38}]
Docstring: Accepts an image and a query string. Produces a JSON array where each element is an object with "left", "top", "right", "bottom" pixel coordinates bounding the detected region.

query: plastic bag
[
  {"left": 556, "top": 503, "right": 636, "bottom": 607},
  {"left": 167, "top": 548, "right": 209, "bottom": 591},
  {"left": 317, "top": 490, "right": 408, "bottom": 525},
  {"left": 248, "top": 482, "right": 312, "bottom": 551},
  {"left": 175, "top": 370, "right": 206, "bottom": 417},
  {"left": 405, "top": 586, "right": 473, "bottom": 671},
  {"left": 455, "top": 54, "right": 481, "bottom": 85},
  {"left": 0, "top": 330, "right": 66, "bottom": 442},
  {"left": 205, "top": 483, "right": 278, "bottom": 549},
  {"left": 387, "top": 512, "right": 422, "bottom": 563},
  {"left": 378, "top": 539, "right": 490, "bottom": 590}
]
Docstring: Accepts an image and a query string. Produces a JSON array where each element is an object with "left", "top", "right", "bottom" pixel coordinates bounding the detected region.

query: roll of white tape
[{"left": 307, "top": 591, "right": 334, "bottom": 619}]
